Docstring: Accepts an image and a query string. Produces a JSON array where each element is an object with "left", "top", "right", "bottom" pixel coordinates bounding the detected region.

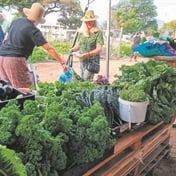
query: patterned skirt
[{"left": 0, "top": 56, "right": 33, "bottom": 88}]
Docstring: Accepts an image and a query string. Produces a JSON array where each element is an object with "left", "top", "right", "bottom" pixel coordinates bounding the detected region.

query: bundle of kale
[{"left": 0, "top": 81, "right": 115, "bottom": 175}]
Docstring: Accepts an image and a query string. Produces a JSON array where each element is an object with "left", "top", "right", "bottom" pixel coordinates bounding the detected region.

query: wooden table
[{"left": 153, "top": 56, "right": 176, "bottom": 67}]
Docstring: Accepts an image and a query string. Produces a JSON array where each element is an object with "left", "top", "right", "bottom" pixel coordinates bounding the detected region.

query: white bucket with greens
[{"left": 118, "top": 98, "right": 149, "bottom": 123}]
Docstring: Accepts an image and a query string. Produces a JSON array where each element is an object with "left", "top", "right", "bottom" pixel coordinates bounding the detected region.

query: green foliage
[
  {"left": 29, "top": 42, "right": 72, "bottom": 63},
  {"left": 16, "top": 112, "right": 67, "bottom": 174},
  {"left": 0, "top": 100, "right": 22, "bottom": 146},
  {"left": 0, "top": 81, "right": 115, "bottom": 175},
  {"left": 120, "top": 43, "right": 131, "bottom": 57},
  {"left": 119, "top": 84, "right": 148, "bottom": 102},
  {"left": 51, "top": 42, "right": 72, "bottom": 54},
  {"left": 113, "top": 0, "right": 158, "bottom": 34},
  {"left": 0, "top": 1, "right": 83, "bottom": 29},
  {"left": 0, "top": 145, "right": 26, "bottom": 176},
  {"left": 56, "top": 0, "right": 83, "bottom": 29},
  {"left": 161, "top": 20, "right": 176, "bottom": 37},
  {"left": 37, "top": 81, "right": 97, "bottom": 97},
  {"left": 28, "top": 47, "right": 48, "bottom": 63},
  {"left": 67, "top": 103, "right": 115, "bottom": 165},
  {"left": 112, "top": 60, "right": 176, "bottom": 124},
  {"left": 110, "top": 42, "right": 131, "bottom": 58}
]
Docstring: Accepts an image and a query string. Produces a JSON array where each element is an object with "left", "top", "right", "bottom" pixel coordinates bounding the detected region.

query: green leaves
[
  {"left": 119, "top": 84, "right": 147, "bottom": 102},
  {"left": 113, "top": 0, "right": 158, "bottom": 33},
  {"left": 0, "top": 145, "right": 27, "bottom": 176},
  {"left": 113, "top": 60, "right": 176, "bottom": 124}
]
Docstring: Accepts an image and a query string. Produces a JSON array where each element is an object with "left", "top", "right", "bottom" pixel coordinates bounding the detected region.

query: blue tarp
[{"left": 134, "top": 40, "right": 176, "bottom": 57}]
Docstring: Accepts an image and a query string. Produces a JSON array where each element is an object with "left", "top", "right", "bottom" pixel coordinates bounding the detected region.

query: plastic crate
[{"left": 0, "top": 92, "right": 35, "bottom": 110}]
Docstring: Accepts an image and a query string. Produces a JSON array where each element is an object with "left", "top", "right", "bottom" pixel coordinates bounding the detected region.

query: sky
[
  {"left": 80, "top": 0, "right": 176, "bottom": 23},
  {"left": 154, "top": 0, "right": 176, "bottom": 22},
  {"left": 2, "top": 0, "right": 176, "bottom": 24}
]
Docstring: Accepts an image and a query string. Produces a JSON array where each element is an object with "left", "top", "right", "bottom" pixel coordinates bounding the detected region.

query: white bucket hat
[
  {"left": 80, "top": 10, "right": 98, "bottom": 22},
  {"left": 23, "top": 3, "right": 45, "bottom": 24}
]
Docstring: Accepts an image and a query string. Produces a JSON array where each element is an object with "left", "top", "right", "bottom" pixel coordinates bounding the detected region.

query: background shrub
[
  {"left": 29, "top": 42, "right": 72, "bottom": 63},
  {"left": 29, "top": 41, "right": 132, "bottom": 63}
]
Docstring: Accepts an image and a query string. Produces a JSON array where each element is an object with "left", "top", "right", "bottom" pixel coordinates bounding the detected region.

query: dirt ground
[
  {"left": 32, "top": 56, "right": 176, "bottom": 176},
  {"left": 32, "top": 56, "right": 150, "bottom": 83}
]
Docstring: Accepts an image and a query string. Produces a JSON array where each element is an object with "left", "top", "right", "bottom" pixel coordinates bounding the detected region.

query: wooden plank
[
  {"left": 153, "top": 56, "right": 176, "bottom": 67},
  {"left": 138, "top": 144, "right": 170, "bottom": 176},
  {"left": 114, "top": 121, "right": 163, "bottom": 154},
  {"left": 83, "top": 121, "right": 173, "bottom": 176},
  {"left": 101, "top": 125, "right": 172, "bottom": 176},
  {"left": 153, "top": 56, "right": 176, "bottom": 61}
]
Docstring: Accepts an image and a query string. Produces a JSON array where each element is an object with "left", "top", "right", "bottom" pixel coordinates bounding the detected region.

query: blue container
[{"left": 58, "top": 71, "right": 73, "bottom": 83}]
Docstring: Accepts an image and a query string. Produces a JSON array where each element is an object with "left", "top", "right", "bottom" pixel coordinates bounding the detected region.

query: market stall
[{"left": 0, "top": 60, "right": 175, "bottom": 176}]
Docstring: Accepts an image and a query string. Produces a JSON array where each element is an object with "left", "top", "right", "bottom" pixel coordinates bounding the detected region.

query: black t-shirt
[{"left": 0, "top": 17, "right": 47, "bottom": 58}]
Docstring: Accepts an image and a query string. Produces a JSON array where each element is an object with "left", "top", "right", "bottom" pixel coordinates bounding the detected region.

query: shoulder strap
[{"left": 66, "top": 54, "right": 73, "bottom": 67}]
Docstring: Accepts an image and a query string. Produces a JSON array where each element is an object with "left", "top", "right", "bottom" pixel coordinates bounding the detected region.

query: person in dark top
[
  {"left": 130, "top": 32, "right": 142, "bottom": 62},
  {"left": 0, "top": 3, "right": 67, "bottom": 93}
]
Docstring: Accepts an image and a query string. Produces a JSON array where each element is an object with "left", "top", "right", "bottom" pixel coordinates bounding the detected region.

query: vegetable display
[
  {"left": 76, "top": 85, "right": 122, "bottom": 135},
  {"left": 0, "top": 60, "right": 176, "bottom": 175},
  {"left": 0, "top": 81, "right": 115, "bottom": 175},
  {"left": 112, "top": 59, "right": 176, "bottom": 124}
]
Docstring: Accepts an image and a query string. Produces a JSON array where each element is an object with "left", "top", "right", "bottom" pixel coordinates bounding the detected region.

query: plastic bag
[{"left": 58, "top": 67, "right": 75, "bottom": 83}]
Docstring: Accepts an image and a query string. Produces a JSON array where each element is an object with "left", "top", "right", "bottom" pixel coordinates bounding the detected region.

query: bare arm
[
  {"left": 41, "top": 43, "right": 67, "bottom": 70},
  {"left": 77, "top": 44, "right": 103, "bottom": 60},
  {"left": 71, "top": 43, "right": 80, "bottom": 52}
]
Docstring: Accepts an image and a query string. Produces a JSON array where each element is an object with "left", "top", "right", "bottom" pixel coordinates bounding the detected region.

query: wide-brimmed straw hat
[
  {"left": 80, "top": 10, "right": 98, "bottom": 22},
  {"left": 23, "top": 3, "right": 45, "bottom": 24}
]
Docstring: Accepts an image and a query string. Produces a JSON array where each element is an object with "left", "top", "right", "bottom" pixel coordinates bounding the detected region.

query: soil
[
  {"left": 32, "top": 56, "right": 176, "bottom": 176},
  {"left": 32, "top": 56, "right": 150, "bottom": 84}
]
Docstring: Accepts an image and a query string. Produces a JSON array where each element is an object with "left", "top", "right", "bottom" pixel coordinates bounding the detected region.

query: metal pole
[
  {"left": 117, "top": 26, "right": 123, "bottom": 58},
  {"left": 106, "top": 0, "right": 111, "bottom": 79}
]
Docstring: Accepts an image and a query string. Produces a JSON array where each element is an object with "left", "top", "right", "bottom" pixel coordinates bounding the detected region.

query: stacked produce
[
  {"left": 0, "top": 81, "right": 116, "bottom": 175},
  {"left": 112, "top": 59, "right": 176, "bottom": 124},
  {"left": 0, "top": 60, "right": 176, "bottom": 175}
]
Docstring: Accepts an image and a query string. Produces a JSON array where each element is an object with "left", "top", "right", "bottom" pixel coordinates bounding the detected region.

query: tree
[
  {"left": 161, "top": 20, "right": 176, "bottom": 38},
  {"left": 0, "top": 0, "right": 83, "bottom": 29},
  {"left": 112, "top": 0, "right": 158, "bottom": 34},
  {"left": 55, "top": 0, "right": 84, "bottom": 29}
]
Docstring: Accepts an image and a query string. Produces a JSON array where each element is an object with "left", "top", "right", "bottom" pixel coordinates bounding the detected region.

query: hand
[
  {"left": 71, "top": 52, "right": 80, "bottom": 57},
  {"left": 77, "top": 53, "right": 89, "bottom": 60},
  {"left": 61, "top": 63, "right": 68, "bottom": 71}
]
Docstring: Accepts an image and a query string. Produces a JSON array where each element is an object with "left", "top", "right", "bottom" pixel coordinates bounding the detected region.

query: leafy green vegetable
[
  {"left": 0, "top": 145, "right": 26, "bottom": 176},
  {"left": 0, "top": 100, "right": 22, "bottom": 146},
  {"left": 119, "top": 85, "right": 148, "bottom": 102},
  {"left": 0, "top": 81, "right": 115, "bottom": 175},
  {"left": 113, "top": 60, "right": 176, "bottom": 124}
]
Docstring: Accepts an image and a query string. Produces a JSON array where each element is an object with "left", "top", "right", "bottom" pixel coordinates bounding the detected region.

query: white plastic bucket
[{"left": 118, "top": 97, "right": 149, "bottom": 123}]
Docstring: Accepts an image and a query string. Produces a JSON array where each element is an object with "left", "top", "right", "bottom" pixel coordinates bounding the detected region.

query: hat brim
[
  {"left": 80, "top": 16, "right": 98, "bottom": 22},
  {"left": 23, "top": 8, "right": 30, "bottom": 17},
  {"left": 23, "top": 7, "right": 45, "bottom": 24}
]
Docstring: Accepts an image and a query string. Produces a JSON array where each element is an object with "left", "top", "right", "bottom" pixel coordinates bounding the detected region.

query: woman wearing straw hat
[
  {"left": 0, "top": 3, "right": 67, "bottom": 93},
  {"left": 71, "top": 10, "right": 104, "bottom": 81}
]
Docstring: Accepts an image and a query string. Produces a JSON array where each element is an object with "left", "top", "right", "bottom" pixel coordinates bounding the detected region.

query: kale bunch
[
  {"left": 67, "top": 103, "right": 115, "bottom": 165},
  {"left": 16, "top": 100, "right": 67, "bottom": 175},
  {"left": 0, "top": 81, "right": 116, "bottom": 175},
  {"left": 0, "top": 100, "right": 22, "bottom": 146}
]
